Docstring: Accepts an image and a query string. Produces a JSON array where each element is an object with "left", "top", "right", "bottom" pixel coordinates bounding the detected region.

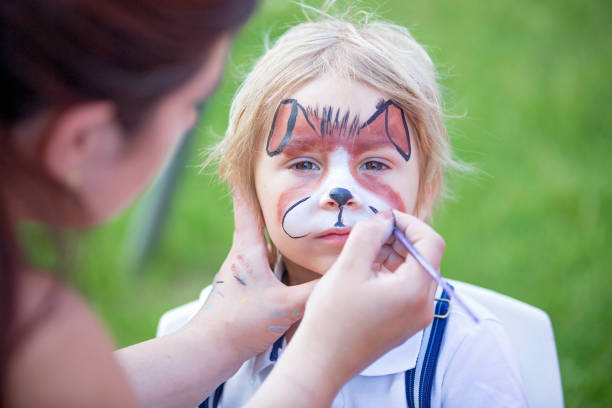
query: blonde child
[{"left": 175, "top": 12, "right": 528, "bottom": 408}]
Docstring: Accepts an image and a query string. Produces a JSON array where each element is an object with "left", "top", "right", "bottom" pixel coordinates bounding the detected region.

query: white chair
[
  {"left": 447, "top": 280, "right": 564, "bottom": 408},
  {"left": 157, "top": 286, "right": 212, "bottom": 338},
  {"left": 157, "top": 282, "right": 564, "bottom": 407}
]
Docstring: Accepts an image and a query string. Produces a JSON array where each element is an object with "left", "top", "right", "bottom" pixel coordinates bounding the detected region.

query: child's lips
[{"left": 316, "top": 227, "right": 351, "bottom": 244}]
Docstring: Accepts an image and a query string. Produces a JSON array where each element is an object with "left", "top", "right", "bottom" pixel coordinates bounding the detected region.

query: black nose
[{"left": 329, "top": 187, "right": 353, "bottom": 207}]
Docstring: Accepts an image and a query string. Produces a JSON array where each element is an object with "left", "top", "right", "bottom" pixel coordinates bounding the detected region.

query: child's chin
[{"left": 306, "top": 255, "right": 340, "bottom": 276}]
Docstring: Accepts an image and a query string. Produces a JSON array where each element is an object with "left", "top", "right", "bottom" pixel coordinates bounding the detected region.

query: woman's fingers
[
  {"left": 389, "top": 211, "right": 442, "bottom": 301},
  {"left": 332, "top": 211, "right": 394, "bottom": 279},
  {"left": 281, "top": 280, "right": 319, "bottom": 321},
  {"left": 232, "top": 190, "right": 266, "bottom": 247},
  {"left": 391, "top": 210, "right": 445, "bottom": 270},
  {"left": 373, "top": 244, "right": 393, "bottom": 265},
  {"left": 230, "top": 190, "right": 272, "bottom": 274},
  {"left": 381, "top": 249, "right": 404, "bottom": 272}
]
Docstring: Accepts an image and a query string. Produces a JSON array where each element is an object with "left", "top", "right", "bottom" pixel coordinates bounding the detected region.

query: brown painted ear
[
  {"left": 361, "top": 100, "right": 411, "bottom": 161},
  {"left": 266, "top": 99, "right": 299, "bottom": 156},
  {"left": 385, "top": 102, "right": 411, "bottom": 161}
]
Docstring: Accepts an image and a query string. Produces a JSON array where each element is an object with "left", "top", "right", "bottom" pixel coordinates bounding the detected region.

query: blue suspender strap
[
  {"left": 198, "top": 335, "right": 285, "bottom": 408},
  {"left": 419, "top": 289, "right": 451, "bottom": 408},
  {"left": 405, "top": 367, "right": 417, "bottom": 408},
  {"left": 405, "top": 289, "right": 452, "bottom": 408},
  {"left": 270, "top": 334, "right": 285, "bottom": 362},
  {"left": 212, "top": 383, "right": 225, "bottom": 408},
  {"left": 198, "top": 382, "right": 225, "bottom": 408},
  {"left": 198, "top": 383, "right": 225, "bottom": 408}
]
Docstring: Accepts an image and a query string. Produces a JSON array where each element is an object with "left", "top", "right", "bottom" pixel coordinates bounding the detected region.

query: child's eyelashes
[
  {"left": 285, "top": 157, "right": 391, "bottom": 173},
  {"left": 291, "top": 160, "right": 321, "bottom": 171},
  {"left": 360, "top": 160, "right": 389, "bottom": 171}
]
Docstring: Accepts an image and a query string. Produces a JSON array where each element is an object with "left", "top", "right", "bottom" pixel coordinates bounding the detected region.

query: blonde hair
[{"left": 208, "top": 10, "right": 465, "bottom": 222}]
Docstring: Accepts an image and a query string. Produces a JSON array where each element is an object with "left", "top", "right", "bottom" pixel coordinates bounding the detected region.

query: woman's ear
[{"left": 41, "top": 102, "right": 120, "bottom": 190}]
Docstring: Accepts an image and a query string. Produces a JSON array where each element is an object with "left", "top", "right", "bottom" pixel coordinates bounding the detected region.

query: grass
[{"left": 66, "top": 1, "right": 611, "bottom": 406}]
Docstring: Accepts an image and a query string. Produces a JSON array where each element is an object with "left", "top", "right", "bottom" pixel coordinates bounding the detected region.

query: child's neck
[
  {"left": 281, "top": 257, "right": 321, "bottom": 343},
  {"left": 282, "top": 257, "right": 321, "bottom": 286}
]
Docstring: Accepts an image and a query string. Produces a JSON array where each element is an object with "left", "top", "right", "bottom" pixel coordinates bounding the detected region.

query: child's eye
[
  {"left": 360, "top": 161, "right": 388, "bottom": 171},
  {"left": 292, "top": 160, "right": 320, "bottom": 171}
]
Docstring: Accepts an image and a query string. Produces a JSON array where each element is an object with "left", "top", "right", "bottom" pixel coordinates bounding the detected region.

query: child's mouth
[{"left": 316, "top": 227, "right": 351, "bottom": 245}]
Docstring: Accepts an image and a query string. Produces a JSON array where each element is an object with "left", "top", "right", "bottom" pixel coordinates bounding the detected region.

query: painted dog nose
[{"left": 329, "top": 187, "right": 353, "bottom": 207}]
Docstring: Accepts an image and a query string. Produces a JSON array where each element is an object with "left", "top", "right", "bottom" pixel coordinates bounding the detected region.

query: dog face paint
[
  {"left": 254, "top": 76, "right": 421, "bottom": 275},
  {"left": 268, "top": 99, "right": 411, "bottom": 238}
]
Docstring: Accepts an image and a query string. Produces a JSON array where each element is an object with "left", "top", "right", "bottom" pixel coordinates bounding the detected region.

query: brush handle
[{"left": 393, "top": 227, "right": 479, "bottom": 323}]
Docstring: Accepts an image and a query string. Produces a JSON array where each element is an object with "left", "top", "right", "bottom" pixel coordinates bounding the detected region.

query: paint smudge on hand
[{"left": 233, "top": 274, "right": 247, "bottom": 286}]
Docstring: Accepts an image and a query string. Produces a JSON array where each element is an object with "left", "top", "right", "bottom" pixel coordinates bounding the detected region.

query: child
[{"left": 183, "top": 13, "right": 527, "bottom": 408}]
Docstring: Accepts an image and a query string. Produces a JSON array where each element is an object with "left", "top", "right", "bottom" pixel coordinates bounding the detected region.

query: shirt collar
[
  {"left": 251, "top": 256, "right": 426, "bottom": 377},
  {"left": 250, "top": 323, "right": 423, "bottom": 377}
]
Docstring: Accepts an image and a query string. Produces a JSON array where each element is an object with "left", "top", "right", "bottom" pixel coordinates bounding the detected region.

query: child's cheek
[
  {"left": 275, "top": 186, "right": 315, "bottom": 226},
  {"left": 275, "top": 167, "right": 328, "bottom": 223},
  {"left": 355, "top": 173, "right": 406, "bottom": 213}
]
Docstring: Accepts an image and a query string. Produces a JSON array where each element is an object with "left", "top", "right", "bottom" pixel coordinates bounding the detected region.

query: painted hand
[{"left": 185, "top": 190, "right": 317, "bottom": 363}]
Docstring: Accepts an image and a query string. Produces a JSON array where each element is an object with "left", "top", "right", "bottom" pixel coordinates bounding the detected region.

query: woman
[{"left": 0, "top": 1, "right": 443, "bottom": 406}]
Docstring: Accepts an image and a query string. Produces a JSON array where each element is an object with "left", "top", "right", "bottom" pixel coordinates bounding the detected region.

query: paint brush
[{"left": 370, "top": 208, "right": 479, "bottom": 323}]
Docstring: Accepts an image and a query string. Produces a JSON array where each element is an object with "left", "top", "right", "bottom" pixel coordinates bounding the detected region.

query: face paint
[
  {"left": 266, "top": 99, "right": 411, "bottom": 239},
  {"left": 267, "top": 99, "right": 411, "bottom": 160},
  {"left": 280, "top": 149, "right": 400, "bottom": 238}
]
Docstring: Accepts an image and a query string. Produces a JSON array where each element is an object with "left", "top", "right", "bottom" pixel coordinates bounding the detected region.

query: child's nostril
[{"left": 329, "top": 187, "right": 353, "bottom": 207}]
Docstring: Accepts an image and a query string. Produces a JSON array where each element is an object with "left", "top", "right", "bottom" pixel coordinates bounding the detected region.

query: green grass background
[{"left": 70, "top": 1, "right": 611, "bottom": 406}]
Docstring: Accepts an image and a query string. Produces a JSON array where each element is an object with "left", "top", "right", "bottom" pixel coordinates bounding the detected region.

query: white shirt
[{"left": 201, "top": 282, "right": 528, "bottom": 407}]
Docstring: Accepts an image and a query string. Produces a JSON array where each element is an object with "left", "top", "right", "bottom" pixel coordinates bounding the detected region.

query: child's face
[{"left": 254, "top": 74, "right": 422, "bottom": 275}]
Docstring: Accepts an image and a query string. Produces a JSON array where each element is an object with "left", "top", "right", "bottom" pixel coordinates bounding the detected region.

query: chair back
[{"left": 448, "top": 280, "right": 564, "bottom": 408}]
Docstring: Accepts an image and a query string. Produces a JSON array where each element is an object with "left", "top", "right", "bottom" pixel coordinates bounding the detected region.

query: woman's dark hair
[{"left": 0, "top": 0, "right": 256, "bottom": 403}]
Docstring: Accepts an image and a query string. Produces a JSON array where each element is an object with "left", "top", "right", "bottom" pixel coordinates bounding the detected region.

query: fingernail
[{"left": 378, "top": 210, "right": 393, "bottom": 220}]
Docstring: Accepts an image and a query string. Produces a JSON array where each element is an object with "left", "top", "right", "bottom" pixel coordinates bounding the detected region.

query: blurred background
[{"left": 63, "top": 1, "right": 610, "bottom": 406}]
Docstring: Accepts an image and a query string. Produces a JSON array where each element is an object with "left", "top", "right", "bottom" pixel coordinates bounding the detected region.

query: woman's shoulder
[{"left": 5, "top": 269, "right": 140, "bottom": 407}]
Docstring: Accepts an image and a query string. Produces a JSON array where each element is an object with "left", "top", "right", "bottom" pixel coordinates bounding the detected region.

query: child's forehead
[{"left": 289, "top": 74, "right": 385, "bottom": 120}]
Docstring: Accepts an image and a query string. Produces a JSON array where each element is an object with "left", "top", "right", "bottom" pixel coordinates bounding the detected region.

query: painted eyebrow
[
  {"left": 296, "top": 98, "right": 400, "bottom": 137},
  {"left": 267, "top": 98, "right": 411, "bottom": 160},
  {"left": 305, "top": 104, "right": 361, "bottom": 138}
]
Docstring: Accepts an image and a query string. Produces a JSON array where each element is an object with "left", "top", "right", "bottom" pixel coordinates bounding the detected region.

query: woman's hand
[
  {"left": 116, "top": 192, "right": 317, "bottom": 408},
  {"left": 184, "top": 192, "right": 317, "bottom": 362},
  {"left": 246, "top": 210, "right": 444, "bottom": 407}
]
